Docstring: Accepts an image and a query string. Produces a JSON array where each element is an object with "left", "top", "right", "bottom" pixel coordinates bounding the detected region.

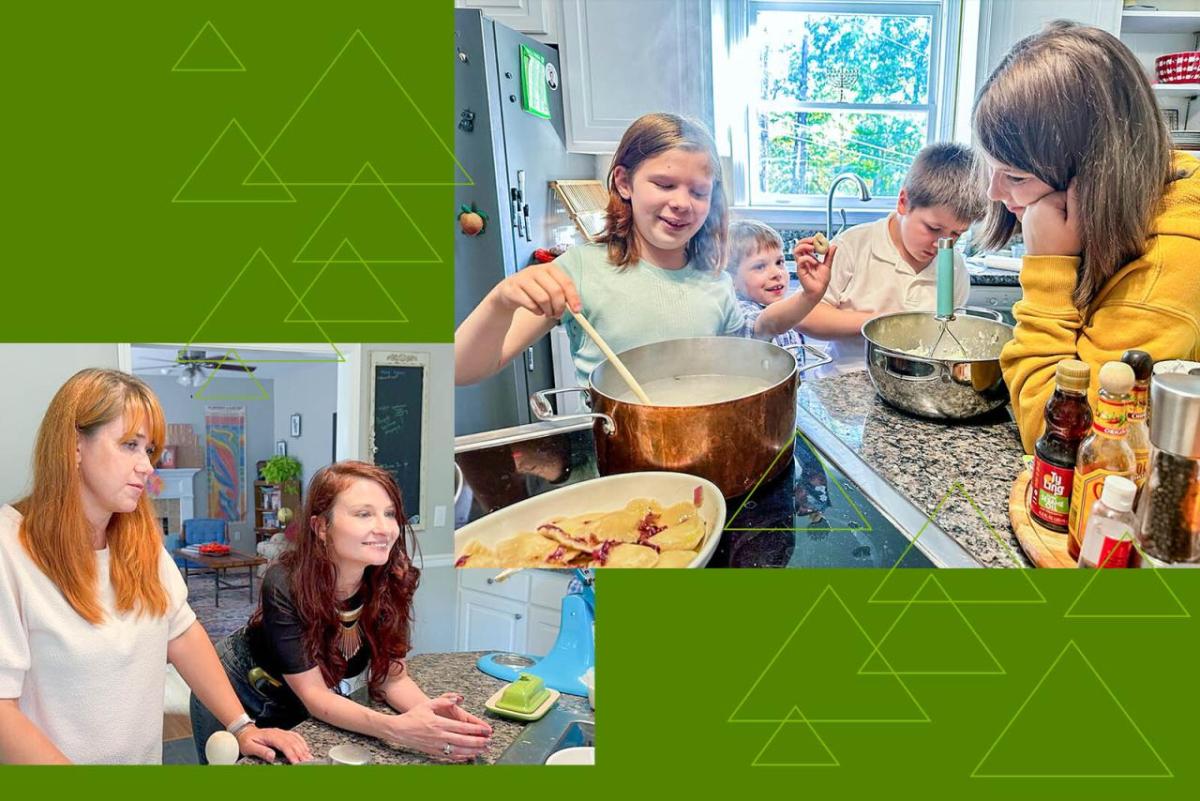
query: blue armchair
[{"left": 170, "top": 518, "right": 230, "bottom": 569}]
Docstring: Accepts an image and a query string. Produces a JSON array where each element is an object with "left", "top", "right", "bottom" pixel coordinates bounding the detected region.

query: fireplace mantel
[{"left": 155, "top": 468, "right": 200, "bottom": 521}]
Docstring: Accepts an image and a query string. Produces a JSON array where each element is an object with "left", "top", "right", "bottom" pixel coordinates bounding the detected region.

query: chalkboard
[{"left": 369, "top": 351, "right": 428, "bottom": 529}]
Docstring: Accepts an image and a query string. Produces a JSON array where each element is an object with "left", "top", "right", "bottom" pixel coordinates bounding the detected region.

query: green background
[
  {"left": 1, "top": 1, "right": 454, "bottom": 343},
  {"left": 4, "top": 2, "right": 1200, "bottom": 796}
]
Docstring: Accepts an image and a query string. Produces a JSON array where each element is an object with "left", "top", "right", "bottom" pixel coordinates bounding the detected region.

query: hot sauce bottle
[
  {"left": 1068, "top": 361, "right": 1137, "bottom": 560},
  {"left": 1029, "top": 360, "right": 1093, "bottom": 532},
  {"left": 1121, "top": 349, "right": 1153, "bottom": 490}
]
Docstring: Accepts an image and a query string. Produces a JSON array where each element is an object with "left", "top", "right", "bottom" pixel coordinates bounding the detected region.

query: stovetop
[{"left": 455, "top": 423, "right": 934, "bottom": 569}]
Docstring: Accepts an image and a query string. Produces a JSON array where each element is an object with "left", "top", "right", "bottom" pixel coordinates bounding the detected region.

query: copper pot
[{"left": 530, "top": 337, "right": 830, "bottom": 497}]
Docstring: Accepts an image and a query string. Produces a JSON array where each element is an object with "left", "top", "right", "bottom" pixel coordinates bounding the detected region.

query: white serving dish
[
  {"left": 546, "top": 746, "right": 595, "bottom": 766},
  {"left": 453, "top": 472, "right": 726, "bottom": 569}
]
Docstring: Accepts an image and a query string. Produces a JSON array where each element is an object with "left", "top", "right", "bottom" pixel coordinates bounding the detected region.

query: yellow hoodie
[{"left": 1002, "top": 151, "right": 1200, "bottom": 454}]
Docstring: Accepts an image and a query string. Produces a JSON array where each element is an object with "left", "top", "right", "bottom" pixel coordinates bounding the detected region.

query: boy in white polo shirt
[{"left": 796, "top": 143, "right": 987, "bottom": 371}]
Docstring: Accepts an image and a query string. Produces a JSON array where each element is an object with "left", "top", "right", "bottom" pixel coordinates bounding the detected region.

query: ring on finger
[{"left": 443, "top": 743, "right": 454, "bottom": 756}]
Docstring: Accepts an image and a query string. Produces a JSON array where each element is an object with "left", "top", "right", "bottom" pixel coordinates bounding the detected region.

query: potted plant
[{"left": 261, "top": 455, "right": 302, "bottom": 494}]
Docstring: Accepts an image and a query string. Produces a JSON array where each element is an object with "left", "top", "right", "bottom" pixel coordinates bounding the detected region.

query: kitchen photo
[
  {"left": 0, "top": 342, "right": 594, "bottom": 765},
  {"left": 452, "top": 0, "right": 1200, "bottom": 571}
]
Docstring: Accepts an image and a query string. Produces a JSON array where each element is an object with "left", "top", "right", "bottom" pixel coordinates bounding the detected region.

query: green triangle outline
[
  {"left": 290, "top": 162, "right": 442, "bottom": 264},
  {"left": 184, "top": 248, "right": 346, "bottom": 363},
  {"left": 727, "top": 585, "right": 930, "bottom": 724},
  {"left": 970, "top": 640, "right": 1173, "bottom": 778},
  {"left": 171, "top": 21, "right": 246, "bottom": 73},
  {"left": 172, "top": 119, "right": 295, "bottom": 204},
  {"left": 1064, "top": 538, "right": 1190, "bottom": 620},
  {"left": 867, "top": 483, "right": 1047, "bottom": 605},
  {"left": 284, "top": 239, "right": 409, "bottom": 323},
  {"left": 751, "top": 707, "right": 840, "bottom": 767},
  {"left": 724, "top": 429, "right": 873, "bottom": 532},
  {"left": 242, "top": 29, "right": 472, "bottom": 186},
  {"left": 191, "top": 350, "right": 271, "bottom": 401},
  {"left": 858, "top": 575, "right": 1005, "bottom": 676}
]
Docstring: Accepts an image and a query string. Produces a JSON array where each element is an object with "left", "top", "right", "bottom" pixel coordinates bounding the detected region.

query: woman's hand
[
  {"left": 383, "top": 693, "right": 493, "bottom": 762},
  {"left": 1022, "top": 181, "right": 1082, "bottom": 257},
  {"left": 793, "top": 238, "right": 835, "bottom": 298},
  {"left": 490, "top": 263, "right": 582, "bottom": 319},
  {"left": 235, "top": 724, "right": 312, "bottom": 764}
]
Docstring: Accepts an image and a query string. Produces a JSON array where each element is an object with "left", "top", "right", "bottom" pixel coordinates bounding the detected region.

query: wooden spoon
[{"left": 572, "top": 311, "right": 653, "bottom": 404}]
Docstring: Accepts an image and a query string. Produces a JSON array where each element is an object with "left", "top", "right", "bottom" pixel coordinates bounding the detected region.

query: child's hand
[
  {"left": 1022, "top": 180, "right": 1082, "bottom": 258},
  {"left": 793, "top": 239, "right": 835, "bottom": 298},
  {"left": 491, "top": 263, "right": 582, "bottom": 319}
]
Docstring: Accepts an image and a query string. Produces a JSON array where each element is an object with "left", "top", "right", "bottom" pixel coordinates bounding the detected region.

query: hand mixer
[{"left": 929, "top": 236, "right": 967, "bottom": 358}]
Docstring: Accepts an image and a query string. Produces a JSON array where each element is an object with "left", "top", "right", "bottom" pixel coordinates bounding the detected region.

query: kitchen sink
[{"left": 495, "top": 704, "right": 594, "bottom": 764}]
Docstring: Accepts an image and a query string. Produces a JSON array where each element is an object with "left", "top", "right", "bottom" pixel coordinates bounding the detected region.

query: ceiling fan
[{"left": 137, "top": 349, "right": 257, "bottom": 387}]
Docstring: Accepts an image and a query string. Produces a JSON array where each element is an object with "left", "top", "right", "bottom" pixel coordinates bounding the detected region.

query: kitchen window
[{"left": 720, "top": 0, "right": 959, "bottom": 211}]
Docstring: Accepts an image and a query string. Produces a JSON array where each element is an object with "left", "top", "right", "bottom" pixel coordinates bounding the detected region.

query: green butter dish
[{"left": 485, "top": 674, "right": 559, "bottom": 721}]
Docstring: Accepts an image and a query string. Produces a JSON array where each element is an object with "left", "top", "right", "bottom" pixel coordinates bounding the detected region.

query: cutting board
[{"left": 1009, "top": 470, "right": 1076, "bottom": 568}]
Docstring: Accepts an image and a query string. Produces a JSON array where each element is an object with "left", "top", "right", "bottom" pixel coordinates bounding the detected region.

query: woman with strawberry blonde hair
[{"left": 0, "top": 369, "right": 309, "bottom": 764}]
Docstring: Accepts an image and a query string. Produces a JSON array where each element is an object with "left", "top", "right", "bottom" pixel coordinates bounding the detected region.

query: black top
[{"left": 246, "top": 564, "right": 371, "bottom": 724}]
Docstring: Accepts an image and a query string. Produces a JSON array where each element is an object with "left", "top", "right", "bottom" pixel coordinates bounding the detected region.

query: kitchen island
[
  {"left": 797, "top": 369, "right": 1029, "bottom": 567},
  {"left": 239, "top": 651, "right": 592, "bottom": 765}
]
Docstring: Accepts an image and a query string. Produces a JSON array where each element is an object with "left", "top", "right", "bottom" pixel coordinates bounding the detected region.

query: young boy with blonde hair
[
  {"left": 726, "top": 220, "right": 831, "bottom": 348},
  {"left": 796, "top": 142, "right": 987, "bottom": 370}
]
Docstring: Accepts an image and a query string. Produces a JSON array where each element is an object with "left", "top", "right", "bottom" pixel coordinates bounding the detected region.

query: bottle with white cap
[{"left": 1078, "top": 475, "right": 1139, "bottom": 569}]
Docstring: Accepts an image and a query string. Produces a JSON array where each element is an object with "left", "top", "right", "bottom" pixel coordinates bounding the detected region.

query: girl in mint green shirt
[{"left": 455, "top": 112, "right": 750, "bottom": 388}]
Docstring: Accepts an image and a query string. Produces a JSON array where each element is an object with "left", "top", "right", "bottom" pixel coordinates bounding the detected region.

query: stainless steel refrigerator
[{"left": 454, "top": 9, "right": 595, "bottom": 436}]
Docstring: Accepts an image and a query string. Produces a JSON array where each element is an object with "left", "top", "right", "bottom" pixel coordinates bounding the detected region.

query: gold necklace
[{"left": 337, "top": 604, "right": 364, "bottom": 661}]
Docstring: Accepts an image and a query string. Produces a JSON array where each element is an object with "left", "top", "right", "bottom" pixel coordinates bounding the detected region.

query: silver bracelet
[{"left": 226, "top": 712, "right": 254, "bottom": 737}]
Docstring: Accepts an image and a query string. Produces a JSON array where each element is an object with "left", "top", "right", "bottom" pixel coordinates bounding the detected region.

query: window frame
[{"left": 722, "top": 0, "right": 961, "bottom": 214}]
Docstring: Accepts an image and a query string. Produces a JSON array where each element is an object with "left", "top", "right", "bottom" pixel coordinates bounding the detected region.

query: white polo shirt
[{"left": 812, "top": 214, "right": 970, "bottom": 372}]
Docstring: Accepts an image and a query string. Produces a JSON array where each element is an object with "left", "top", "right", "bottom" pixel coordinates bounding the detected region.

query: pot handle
[
  {"left": 954, "top": 305, "right": 1005, "bottom": 323},
  {"left": 529, "top": 387, "right": 617, "bottom": 435},
  {"left": 783, "top": 343, "right": 833, "bottom": 374}
]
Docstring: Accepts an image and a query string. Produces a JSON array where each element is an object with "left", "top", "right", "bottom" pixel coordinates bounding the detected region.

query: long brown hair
[
  {"left": 15, "top": 369, "right": 168, "bottom": 624},
  {"left": 258, "top": 461, "right": 420, "bottom": 700},
  {"left": 601, "top": 112, "right": 729, "bottom": 273},
  {"left": 973, "top": 20, "right": 1177, "bottom": 310}
]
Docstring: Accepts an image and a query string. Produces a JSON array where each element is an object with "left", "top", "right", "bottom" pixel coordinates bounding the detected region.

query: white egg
[{"left": 206, "top": 730, "right": 241, "bottom": 765}]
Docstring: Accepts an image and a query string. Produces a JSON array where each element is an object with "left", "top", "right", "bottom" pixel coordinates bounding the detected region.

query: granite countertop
[
  {"left": 240, "top": 651, "right": 592, "bottom": 765},
  {"left": 965, "top": 260, "right": 1021, "bottom": 287},
  {"left": 798, "top": 370, "right": 1030, "bottom": 567}
]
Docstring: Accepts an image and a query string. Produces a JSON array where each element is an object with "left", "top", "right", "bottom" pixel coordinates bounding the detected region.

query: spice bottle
[
  {"left": 1029, "top": 360, "right": 1092, "bottom": 532},
  {"left": 1068, "top": 361, "right": 1136, "bottom": 560},
  {"left": 1136, "top": 374, "right": 1200, "bottom": 564},
  {"left": 1078, "top": 475, "right": 1138, "bottom": 568},
  {"left": 1121, "top": 350, "right": 1153, "bottom": 489}
]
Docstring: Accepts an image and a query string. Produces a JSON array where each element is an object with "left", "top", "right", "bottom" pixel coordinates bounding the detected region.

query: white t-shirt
[
  {"left": 0, "top": 504, "right": 197, "bottom": 764},
  {"left": 811, "top": 214, "right": 971, "bottom": 372}
]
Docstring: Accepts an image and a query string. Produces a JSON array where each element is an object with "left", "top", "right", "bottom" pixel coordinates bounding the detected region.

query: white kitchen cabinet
[
  {"left": 557, "top": 0, "right": 714, "bottom": 153},
  {"left": 976, "top": 1, "right": 1122, "bottom": 90},
  {"left": 455, "top": 0, "right": 560, "bottom": 42},
  {"left": 1118, "top": 8, "right": 1200, "bottom": 132},
  {"left": 458, "top": 588, "right": 529, "bottom": 653},
  {"left": 455, "top": 568, "right": 572, "bottom": 654},
  {"left": 526, "top": 605, "right": 564, "bottom": 657}
]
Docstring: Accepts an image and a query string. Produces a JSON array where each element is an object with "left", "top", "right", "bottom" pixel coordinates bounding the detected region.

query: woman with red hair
[
  {"left": 0, "top": 369, "right": 309, "bottom": 764},
  {"left": 190, "top": 461, "right": 492, "bottom": 763}
]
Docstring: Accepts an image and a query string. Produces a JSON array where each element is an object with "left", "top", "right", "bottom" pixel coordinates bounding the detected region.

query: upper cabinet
[
  {"left": 557, "top": 0, "right": 714, "bottom": 153},
  {"left": 1117, "top": 6, "right": 1200, "bottom": 131},
  {"left": 455, "top": 0, "right": 560, "bottom": 42},
  {"left": 976, "top": 1, "right": 1122, "bottom": 88}
]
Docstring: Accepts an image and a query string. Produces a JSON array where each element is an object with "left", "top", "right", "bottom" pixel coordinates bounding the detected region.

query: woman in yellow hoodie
[{"left": 974, "top": 21, "right": 1200, "bottom": 453}]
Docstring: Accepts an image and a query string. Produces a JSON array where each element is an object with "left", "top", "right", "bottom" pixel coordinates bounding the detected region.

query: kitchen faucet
[{"left": 825, "top": 172, "right": 872, "bottom": 239}]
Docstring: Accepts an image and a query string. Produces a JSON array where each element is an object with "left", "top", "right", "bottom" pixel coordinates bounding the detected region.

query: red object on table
[
  {"left": 532, "top": 248, "right": 556, "bottom": 264},
  {"left": 198, "top": 542, "right": 231, "bottom": 556}
]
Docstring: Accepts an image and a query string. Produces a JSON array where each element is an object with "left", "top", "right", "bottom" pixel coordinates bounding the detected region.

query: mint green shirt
[{"left": 555, "top": 243, "right": 749, "bottom": 385}]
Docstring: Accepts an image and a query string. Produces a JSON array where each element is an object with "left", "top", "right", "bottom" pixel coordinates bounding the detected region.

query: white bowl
[
  {"left": 545, "top": 746, "right": 595, "bottom": 766},
  {"left": 453, "top": 472, "right": 726, "bottom": 569}
]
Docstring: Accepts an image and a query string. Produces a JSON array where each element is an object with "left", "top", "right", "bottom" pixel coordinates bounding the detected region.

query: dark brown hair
[
  {"left": 254, "top": 461, "right": 420, "bottom": 701},
  {"left": 600, "top": 112, "right": 729, "bottom": 273},
  {"left": 973, "top": 20, "right": 1177, "bottom": 310}
]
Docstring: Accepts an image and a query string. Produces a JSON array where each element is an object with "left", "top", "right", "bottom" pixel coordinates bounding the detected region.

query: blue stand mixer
[{"left": 476, "top": 568, "right": 594, "bottom": 697}]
